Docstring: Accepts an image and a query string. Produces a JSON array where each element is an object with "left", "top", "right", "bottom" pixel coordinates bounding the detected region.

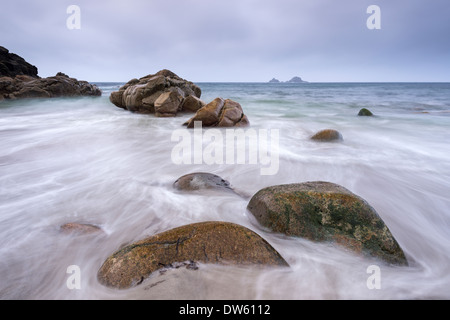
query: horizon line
[{"left": 90, "top": 80, "right": 450, "bottom": 84}]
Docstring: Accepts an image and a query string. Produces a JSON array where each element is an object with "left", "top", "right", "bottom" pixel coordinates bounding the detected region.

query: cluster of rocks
[
  {"left": 109, "top": 69, "right": 202, "bottom": 116},
  {"left": 0, "top": 72, "right": 101, "bottom": 100},
  {"left": 66, "top": 172, "right": 409, "bottom": 290},
  {"left": 0, "top": 46, "right": 101, "bottom": 100},
  {"left": 110, "top": 70, "right": 249, "bottom": 128}
]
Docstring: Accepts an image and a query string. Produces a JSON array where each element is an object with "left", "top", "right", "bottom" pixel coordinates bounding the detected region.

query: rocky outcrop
[
  {"left": 0, "top": 73, "right": 101, "bottom": 100},
  {"left": 97, "top": 221, "right": 289, "bottom": 289},
  {"left": 0, "top": 46, "right": 38, "bottom": 78},
  {"left": 184, "top": 97, "right": 250, "bottom": 128},
  {"left": 310, "top": 129, "right": 343, "bottom": 142},
  {"left": 268, "top": 78, "right": 280, "bottom": 83},
  {"left": 0, "top": 47, "right": 101, "bottom": 101},
  {"left": 247, "top": 182, "right": 408, "bottom": 266},
  {"left": 109, "top": 69, "right": 202, "bottom": 116}
]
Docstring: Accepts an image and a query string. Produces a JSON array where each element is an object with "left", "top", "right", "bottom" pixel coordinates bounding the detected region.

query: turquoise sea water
[{"left": 0, "top": 82, "right": 449, "bottom": 299}]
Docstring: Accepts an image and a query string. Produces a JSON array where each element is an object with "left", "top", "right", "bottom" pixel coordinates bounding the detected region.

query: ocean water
[{"left": 0, "top": 82, "right": 449, "bottom": 300}]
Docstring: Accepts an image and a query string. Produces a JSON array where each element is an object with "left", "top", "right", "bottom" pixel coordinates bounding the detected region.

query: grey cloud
[{"left": 1, "top": 0, "right": 449, "bottom": 82}]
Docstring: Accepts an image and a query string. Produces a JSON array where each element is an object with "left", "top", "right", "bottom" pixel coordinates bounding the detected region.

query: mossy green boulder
[
  {"left": 247, "top": 182, "right": 407, "bottom": 266},
  {"left": 97, "top": 221, "right": 289, "bottom": 289},
  {"left": 358, "top": 108, "right": 374, "bottom": 116}
]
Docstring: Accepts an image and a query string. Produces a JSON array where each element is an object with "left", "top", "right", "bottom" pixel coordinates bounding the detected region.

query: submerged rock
[
  {"left": 247, "top": 182, "right": 408, "bottom": 266},
  {"left": 97, "top": 221, "right": 289, "bottom": 289},
  {"left": 184, "top": 97, "right": 250, "bottom": 128},
  {"left": 173, "top": 172, "right": 233, "bottom": 192},
  {"left": 358, "top": 108, "right": 374, "bottom": 116},
  {"left": 60, "top": 222, "right": 104, "bottom": 235},
  {"left": 109, "top": 69, "right": 202, "bottom": 116},
  {"left": 310, "top": 129, "right": 343, "bottom": 142}
]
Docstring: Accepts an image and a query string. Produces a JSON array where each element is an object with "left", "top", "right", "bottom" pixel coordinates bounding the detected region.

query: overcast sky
[{"left": 1, "top": 0, "right": 449, "bottom": 82}]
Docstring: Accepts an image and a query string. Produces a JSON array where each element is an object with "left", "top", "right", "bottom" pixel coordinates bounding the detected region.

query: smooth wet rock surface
[
  {"left": 97, "top": 221, "right": 289, "bottom": 289},
  {"left": 60, "top": 222, "right": 104, "bottom": 235},
  {"left": 180, "top": 95, "right": 206, "bottom": 113},
  {"left": 109, "top": 69, "right": 202, "bottom": 115},
  {"left": 310, "top": 129, "right": 343, "bottom": 142},
  {"left": 173, "top": 172, "right": 234, "bottom": 192},
  {"left": 247, "top": 182, "right": 408, "bottom": 266},
  {"left": 358, "top": 108, "right": 374, "bottom": 116},
  {"left": 184, "top": 97, "right": 250, "bottom": 128}
]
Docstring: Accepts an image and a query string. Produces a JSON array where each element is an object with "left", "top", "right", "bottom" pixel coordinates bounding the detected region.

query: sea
[{"left": 0, "top": 82, "right": 449, "bottom": 300}]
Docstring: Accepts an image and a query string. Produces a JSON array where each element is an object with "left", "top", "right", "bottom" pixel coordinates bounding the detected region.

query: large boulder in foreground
[
  {"left": 184, "top": 97, "right": 250, "bottom": 128},
  {"left": 109, "top": 69, "right": 202, "bottom": 116},
  {"left": 247, "top": 182, "right": 407, "bottom": 266},
  {"left": 97, "top": 221, "right": 289, "bottom": 289}
]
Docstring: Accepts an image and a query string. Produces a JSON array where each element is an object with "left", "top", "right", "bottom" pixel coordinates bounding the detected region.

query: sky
[{"left": 1, "top": 0, "right": 449, "bottom": 82}]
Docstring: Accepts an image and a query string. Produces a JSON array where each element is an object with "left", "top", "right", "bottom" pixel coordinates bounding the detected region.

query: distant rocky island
[{"left": 269, "top": 76, "right": 308, "bottom": 83}]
